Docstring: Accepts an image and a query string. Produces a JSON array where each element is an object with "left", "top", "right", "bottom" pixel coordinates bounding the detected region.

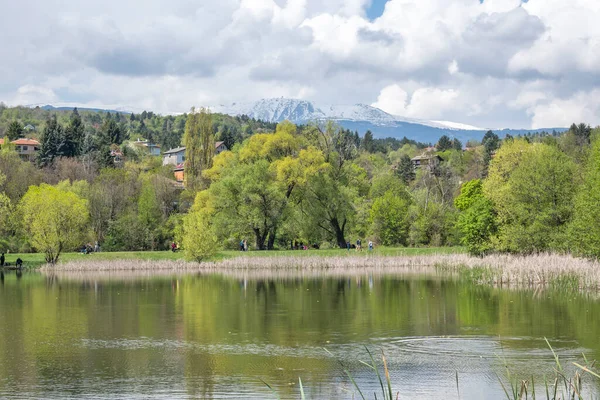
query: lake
[{"left": 0, "top": 268, "right": 599, "bottom": 399}]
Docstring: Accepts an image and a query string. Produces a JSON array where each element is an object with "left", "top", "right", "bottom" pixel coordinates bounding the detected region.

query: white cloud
[
  {"left": 529, "top": 90, "right": 600, "bottom": 129},
  {"left": 1, "top": 0, "right": 600, "bottom": 128}
]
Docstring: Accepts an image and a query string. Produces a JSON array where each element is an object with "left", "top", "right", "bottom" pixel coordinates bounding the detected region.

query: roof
[
  {"left": 411, "top": 154, "right": 443, "bottom": 162},
  {"left": 174, "top": 163, "right": 185, "bottom": 171},
  {"left": 164, "top": 142, "right": 227, "bottom": 156},
  {"left": 163, "top": 147, "right": 186, "bottom": 155},
  {"left": 11, "top": 138, "right": 40, "bottom": 146}
]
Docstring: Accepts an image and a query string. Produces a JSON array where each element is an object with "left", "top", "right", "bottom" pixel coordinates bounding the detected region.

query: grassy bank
[{"left": 6, "top": 246, "right": 464, "bottom": 268}]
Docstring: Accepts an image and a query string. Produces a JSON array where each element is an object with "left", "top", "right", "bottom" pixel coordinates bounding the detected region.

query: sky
[{"left": 1, "top": 0, "right": 600, "bottom": 129}]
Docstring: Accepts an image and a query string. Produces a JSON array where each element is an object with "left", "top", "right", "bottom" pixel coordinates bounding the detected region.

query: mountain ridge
[{"left": 213, "top": 98, "right": 567, "bottom": 143}]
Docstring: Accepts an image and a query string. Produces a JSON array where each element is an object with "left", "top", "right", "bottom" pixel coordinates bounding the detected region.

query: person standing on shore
[
  {"left": 0, "top": 253, "right": 4, "bottom": 267},
  {"left": 356, "top": 239, "right": 362, "bottom": 251},
  {"left": 368, "top": 241, "right": 373, "bottom": 251},
  {"left": 243, "top": 239, "right": 248, "bottom": 252}
]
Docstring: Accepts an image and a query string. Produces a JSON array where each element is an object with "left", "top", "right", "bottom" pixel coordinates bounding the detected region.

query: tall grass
[
  {"left": 42, "top": 253, "right": 600, "bottom": 291},
  {"left": 262, "top": 342, "right": 600, "bottom": 400},
  {"left": 497, "top": 338, "right": 600, "bottom": 400}
]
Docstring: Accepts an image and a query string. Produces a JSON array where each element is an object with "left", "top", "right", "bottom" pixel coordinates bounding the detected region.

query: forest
[{"left": 0, "top": 103, "right": 596, "bottom": 262}]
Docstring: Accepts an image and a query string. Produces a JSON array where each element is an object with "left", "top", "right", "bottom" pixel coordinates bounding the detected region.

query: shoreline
[{"left": 39, "top": 253, "right": 600, "bottom": 291}]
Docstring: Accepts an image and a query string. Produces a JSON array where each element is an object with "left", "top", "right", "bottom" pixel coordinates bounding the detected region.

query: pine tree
[
  {"left": 436, "top": 135, "right": 453, "bottom": 151},
  {"left": 38, "top": 115, "right": 66, "bottom": 167},
  {"left": 6, "top": 121, "right": 24, "bottom": 141},
  {"left": 362, "top": 130, "right": 374, "bottom": 152},
  {"left": 63, "top": 108, "right": 84, "bottom": 157},
  {"left": 396, "top": 154, "right": 415, "bottom": 184},
  {"left": 452, "top": 138, "right": 462, "bottom": 151}
]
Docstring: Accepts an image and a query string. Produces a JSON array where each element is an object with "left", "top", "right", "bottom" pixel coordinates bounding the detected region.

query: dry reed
[{"left": 40, "top": 253, "right": 600, "bottom": 290}]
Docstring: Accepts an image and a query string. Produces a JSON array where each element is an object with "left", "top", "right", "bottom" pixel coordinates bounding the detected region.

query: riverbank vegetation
[
  {"left": 0, "top": 104, "right": 597, "bottom": 264},
  {"left": 38, "top": 252, "right": 600, "bottom": 292}
]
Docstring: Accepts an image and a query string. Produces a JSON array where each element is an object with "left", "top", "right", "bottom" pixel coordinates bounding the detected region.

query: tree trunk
[
  {"left": 267, "top": 228, "right": 277, "bottom": 250},
  {"left": 331, "top": 217, "right": 347, "bottom": 248},
  {"left": 254, "top": 228, "right": 268, "bottom": 250}
]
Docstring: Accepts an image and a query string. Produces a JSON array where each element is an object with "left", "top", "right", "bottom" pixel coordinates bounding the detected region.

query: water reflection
[{"left": 0, "top": 269, "right": 598, "bottom": 399}]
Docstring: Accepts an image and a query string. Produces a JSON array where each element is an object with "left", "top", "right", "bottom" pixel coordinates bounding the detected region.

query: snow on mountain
[
  {"left": 431, "top": 120, "right": 484, "bottom": 131},
  {"left": 214, "top": 98, "right": 480, "bottom": 132}
]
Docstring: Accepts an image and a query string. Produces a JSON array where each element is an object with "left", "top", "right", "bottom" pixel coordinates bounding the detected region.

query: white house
[
  {"left": 162, "top": 147, "right": 186, "bottom": 166},
  {"left": 162, "top": 142, "right": 228, "bottom": 166},
  {"left": 132, "top": 139, "right": 161, "bottom": 156}
]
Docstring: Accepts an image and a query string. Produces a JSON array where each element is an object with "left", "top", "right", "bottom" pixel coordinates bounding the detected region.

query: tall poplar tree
[{"left": 183, "top": 107, "right": 214, "bottom": 191}]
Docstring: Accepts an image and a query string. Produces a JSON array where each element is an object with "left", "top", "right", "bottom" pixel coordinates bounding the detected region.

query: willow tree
[
  {"left": 19, "top": 184, "right": 89, "bottom": 264},
  {"left": 183, "top": 107, "right": 214, "bottom": 191}
]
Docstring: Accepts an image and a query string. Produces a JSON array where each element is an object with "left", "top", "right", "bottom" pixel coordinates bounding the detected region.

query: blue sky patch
[{"left": 366, "top": 0, "right": 389, "bottom": 20}]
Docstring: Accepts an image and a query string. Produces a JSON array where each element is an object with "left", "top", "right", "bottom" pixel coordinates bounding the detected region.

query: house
[
  {"left": 162, "top": 142, "right": 228, "bottom": 167},
  {"left": 131, "top": 139, "right": 161, "bottom": 156},
  {"left": 215, "top": 141, "right": 227, "bottom": 155},
  {"left": 174, "top": 163, "right": 185, "bottom": 183},
  {"left": 165, "top": 142, "right": 229, "bottom": 183},
  {"left": 0, "top": 138, "right": 41, "bottom": 161},
  {"left": 163, "top": 147, "right": 186, "bottom": 166},
  {"left": 411, "top": 154, "right": 443, "bottom": 169}
]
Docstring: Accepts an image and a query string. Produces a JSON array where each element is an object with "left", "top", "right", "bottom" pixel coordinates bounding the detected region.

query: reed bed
[{"left": 40, "top": 253, "right": 600, "bottom": 290}]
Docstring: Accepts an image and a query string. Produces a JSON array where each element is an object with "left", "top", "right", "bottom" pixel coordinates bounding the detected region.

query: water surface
[{"left": 0, "top": 269, "right": 599, "bottom": 399}]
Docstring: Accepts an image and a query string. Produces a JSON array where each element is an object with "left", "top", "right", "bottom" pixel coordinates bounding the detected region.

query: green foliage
[
  {"left": 182, "top": 191, "right": 218, "bottom": 261},
  {"left": 183, "top": 107, "right": 214, "bottom": 191},
  {"left": 38, "top": 115, "right": 65, "bottom": 167},
  {"left": 568, "top": 138, "right": 600, "bottom": 258},
  {"left": 361, "top": 130, "right": 374, "bottom": 152},
  {"left": 436, "top": 135, "right": 453, "bottom": 151},
  {"left": 455, "top": 180, "right": 496, "bottom": 256},
  {"left": 63, "top": 108, "right": 84, "bottom": 157},
  {"left": 370, "top": 175, "right": 411, "bottom": 246},
  {"left": 396, "top": 154, "right": 415, "bottom": 184},
  {"left": 6, "top": 121, "right": 23, "bottom": 141},
  {"left": 19, "top": 184, "right": 89, "bottom": 263},
  {"left": 485, "top": 140, "right": 576, "bottom": 253}
]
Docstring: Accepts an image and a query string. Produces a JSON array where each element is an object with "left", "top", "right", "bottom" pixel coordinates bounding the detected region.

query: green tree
[
  {"left": 137, "top": 178, "right": 163, "bottom": 250},
  {"left": 6, "top": 121, "right": 23, "bottom": 141},
  {"left": 484, "top": 140, "right": 576, "bottom": 253},
  {"left": 436, "top": 135, "right": 453, "bottom": 151},
  {"left": 183, "top": 107, "right": 211, "bottom": 191},
  {"left": 454, "top": 179, "right": 496, "bottom": 256},
  {"left": 396, "top": 154, "right": 415, "bottom": 184},
  {"left": 182, "top": 191, "right": 217, "bottom": 261},
  {"left": 63, "top": 108, "right": 84, "bottom": 157},
  {"left": 199, "top": 108, "right": 215, "bottom": 171},
  {"left": 482, "top": 130, "right": 500, "bottom": 172},
  {"left": 19, "top": 184, "right": 89, "bottom": 263},
  {"left": 38, "top": 115, "right": 66, "bottom": 167},
  {"left": 99, "top": 117, "right": 124, "bottom": 146},
  {"left": 568, "top": 138, "right": 600, "bottom": 258},
  {"left": 370, "top": 175, "right": 411, "bottom": 245},
  {"left": 452, "top": 138, "right": 462, "bottom": 151},
  {"left": 361, "top": 130, "right": 374, "bottom": 153}
]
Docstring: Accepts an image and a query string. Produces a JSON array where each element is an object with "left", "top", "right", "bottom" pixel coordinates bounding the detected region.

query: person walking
[
  {"left": 356, "top": 238, "right": 362, "bottom": 251},
  {"left": 243, "top": 239, "right": 248, "bottom": 252},
  {"left": 346, "top": 241, "right": 351, "bottom": 252},
  {"left": 368, "top": 241, "right": 373, "bottom": 251}
]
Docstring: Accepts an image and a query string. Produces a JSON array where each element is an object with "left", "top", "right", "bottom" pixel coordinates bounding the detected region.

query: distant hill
[{"left": 36, "top": 105, "right": 131, "bottom": 115}]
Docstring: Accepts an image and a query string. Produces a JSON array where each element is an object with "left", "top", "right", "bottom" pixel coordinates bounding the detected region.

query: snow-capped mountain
[
  {"left": 213, "top": 98, "right": 495, "bottom": 143},
  {"left": 214, "top": 98, "right": 482, "bottom": 131}
]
